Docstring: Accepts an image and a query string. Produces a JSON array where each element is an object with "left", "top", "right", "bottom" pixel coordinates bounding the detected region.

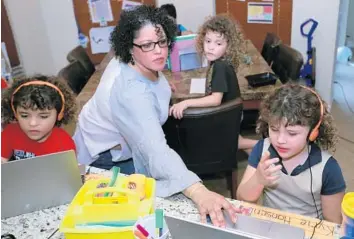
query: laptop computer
[
  {"left": 165, "top": 212, "right": 305, "bottom": 239},
  {"left": 1, "top": 150, "right": 83, "bottom": 219}
]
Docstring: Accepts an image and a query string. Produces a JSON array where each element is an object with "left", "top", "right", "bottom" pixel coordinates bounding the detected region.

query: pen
[{"left": 136, "top": 224, "right": 154, "bottom": 239}]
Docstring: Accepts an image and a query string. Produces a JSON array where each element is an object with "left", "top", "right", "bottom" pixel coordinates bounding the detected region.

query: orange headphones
[
  {"left": 11, "top": 81, "right": 66, "bottom": 121},
  {"left": 299, "top": 85, "right": 324, "bottom": 142}
]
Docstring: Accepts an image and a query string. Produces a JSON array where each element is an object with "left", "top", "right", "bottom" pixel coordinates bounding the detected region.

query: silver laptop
[
  {"left": 1, "top": 150, "right": 83, "bottom": 219},
  {"left": 165, "top": 212, "right": 305, "bottom": 239}
]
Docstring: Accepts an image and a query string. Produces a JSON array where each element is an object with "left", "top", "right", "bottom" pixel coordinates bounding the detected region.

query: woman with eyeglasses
[{"left": 73, "top": 5, "right": 239, "bottom": 227}]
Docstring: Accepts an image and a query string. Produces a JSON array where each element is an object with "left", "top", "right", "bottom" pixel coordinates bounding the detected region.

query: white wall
[
  {"left": 291, "top": 0, "right": 341, "bottom": 106},
  {"left": 337, "top": 0, "right": 349, "bottom": 48},
  {"left": 156, "top": 0, "right": 215, "bottom": 32},
  {"left": 4, "top": 0, "right": 53, "bottom": 75},
  {"left": 346, "top": 0, "right": 354, "bottom": 47},
  {"left": 39, "top": 0, "right": 78, "bottom": 75},
  {"left": 4, "top": 0, "right": 78, "bottom": 76}
]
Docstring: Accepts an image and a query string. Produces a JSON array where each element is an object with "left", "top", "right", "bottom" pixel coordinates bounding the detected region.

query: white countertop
[
  {"left": 1, "top": 167, "right": 341, "bottom": 239},
  {"left": 1, "top": 166, "right": 203, "bottom": 239},
  {"left": 1, "top": 193, "right": 203, "bottom": 239}
]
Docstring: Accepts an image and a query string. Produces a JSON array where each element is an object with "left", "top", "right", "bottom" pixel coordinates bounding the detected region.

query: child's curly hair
[
  {"left": 110, "top": 5, "right": 177, "bottom": 64},
  {"left": 256, "top": 84, "right": 338, "bottom": 152},
  {"left": 196, "top": 14, "right": 245, "bottom": 69},
  {"left": 1, "top": 75, "right": 76, "bottom": 127}
]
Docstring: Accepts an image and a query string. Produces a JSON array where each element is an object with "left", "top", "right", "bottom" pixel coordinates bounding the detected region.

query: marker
[{"left": 155, "top": 209, "right": 164, "bottom": 237}]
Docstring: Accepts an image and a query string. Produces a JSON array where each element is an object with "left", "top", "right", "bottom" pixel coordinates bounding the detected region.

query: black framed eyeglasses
[{"left": 133, "top": 39, "right": 170, "bottom": 52}]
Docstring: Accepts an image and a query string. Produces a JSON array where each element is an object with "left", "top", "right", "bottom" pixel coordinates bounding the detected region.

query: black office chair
[
  {"left": 271, "top": 44, "right": 304, "bottom": 83},
  {"left": 58, "top": 60, "right": 88, "bottom": 95},
  {"left": 261, "top": 33, "right": 282, "bottom": 66},
  {"left": 67, "top": 46, "right": 95, "bottom": 79},
  {"left": 163, "top": 98, "right": 243, "bottom": 199}
]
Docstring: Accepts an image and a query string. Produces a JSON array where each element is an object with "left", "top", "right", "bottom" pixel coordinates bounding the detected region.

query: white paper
[
  {"left": 88, "top": 0, "right": 113, "bottom": 23},
  {"left": 122, "top": 0, "right": 142, "bottom": 11},
  {"left": 247, "top": 2, "right": 273, "bottom": 24},
  {"left": 190, "top": 78, "right": 206, "bottom": 94},
  {"left": 89, "top": 26, "right": 115, "bottom": 54}
]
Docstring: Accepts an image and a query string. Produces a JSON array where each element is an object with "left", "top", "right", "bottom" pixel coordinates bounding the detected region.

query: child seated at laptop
[
  {"left": 169, "top": 15, "right": 258, "bottom": 154},
  {"left": 236, "top": 84, "right": 346, "bottom": 224},
  {"left": 1, "top": 75, "right": 76, "bottom": 162}
]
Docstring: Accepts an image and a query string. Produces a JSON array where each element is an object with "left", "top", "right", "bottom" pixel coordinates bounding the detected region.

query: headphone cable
[
  {"left": 308, "top": 145, "right": 323, "bottom": 239},
  {"left": 46, "top": 228, "right": 59, "bottom": 239}
]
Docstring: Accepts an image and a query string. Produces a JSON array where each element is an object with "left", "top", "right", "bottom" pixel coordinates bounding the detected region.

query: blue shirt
[
  {"left": 110, "top": 64, "right": 200, "bottom": 197},
  {"left": 75, "top": 59, "right": 200, "bottom": 197},
  {"left": 248, "top": 139, "right": 346, "bottom": 195}
]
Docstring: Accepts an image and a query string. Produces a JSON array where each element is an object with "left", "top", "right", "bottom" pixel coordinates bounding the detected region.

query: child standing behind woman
[
  {"left": 237, "top": 84, "right": 346, "bottom": 224},
  {"left": 1, "top": 75, "right": 77, "bottom": 162},
  {"left": 169, "top": 14, "right": 257, "bottom": 154}
]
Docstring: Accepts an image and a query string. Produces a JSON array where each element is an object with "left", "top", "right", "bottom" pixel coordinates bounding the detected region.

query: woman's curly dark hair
[
  {"left": 110, "top": 5, "right": 177, "bottom": 64},
  {"left": 256, "top": 84, "right": 338, "bottom": 152},
  {"left": 1, "top": 75, "right": 76, "bottom": 127},
  {"left": 196, "top": 14, "right": 245, "bottom": 69}
]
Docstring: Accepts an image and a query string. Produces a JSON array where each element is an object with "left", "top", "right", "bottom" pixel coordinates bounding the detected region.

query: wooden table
[
  {"left": 164, "top": 40, "right": 281, "bottom": 109},
  {"left": 76, "top": 40, "right": 280, "bottom": 112}
]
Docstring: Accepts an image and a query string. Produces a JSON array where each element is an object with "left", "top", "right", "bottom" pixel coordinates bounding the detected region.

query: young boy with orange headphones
[
  {"left": 1, "top": 75, "right": 77, "bottom": 162},
  {"left": 237, "top": 84, "right": 346, "bottom": 224}
]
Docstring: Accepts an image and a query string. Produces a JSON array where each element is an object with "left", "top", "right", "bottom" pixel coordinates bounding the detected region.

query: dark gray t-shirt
[{"left": 208, "top": 59, "right": 241, "bottom": 102}]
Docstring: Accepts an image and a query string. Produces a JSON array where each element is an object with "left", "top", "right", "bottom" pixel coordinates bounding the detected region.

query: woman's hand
[
  {"left": 255, "top": 151, "right": 282, "bottom": 187},
  {"left": 188, "top": 184, "right": 240, "bottom": 227},
  {"left": 169, "top": 101, "right": 189, "bottom": 119}
]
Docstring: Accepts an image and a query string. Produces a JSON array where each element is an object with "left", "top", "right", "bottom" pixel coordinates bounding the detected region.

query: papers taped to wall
[
  {"left": 88, "top": 0, "right": 113, "bottom": 23},
  {"left": 89, "top": 26, "right": 115, "bottom": 54},
  {"left": 122, "top": 0, "right": 142, "bottom": 11},
  {"left": 247, "top": 2, "right": 273, "bottom": 24}
]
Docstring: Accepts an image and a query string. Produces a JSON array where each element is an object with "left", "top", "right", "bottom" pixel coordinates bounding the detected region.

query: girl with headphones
[
  {"left": 1, "top": 75, "right": 76, "bottom": 162},
  {"left": 237, "top": 84, "right": 346, "bottom": 224}
]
